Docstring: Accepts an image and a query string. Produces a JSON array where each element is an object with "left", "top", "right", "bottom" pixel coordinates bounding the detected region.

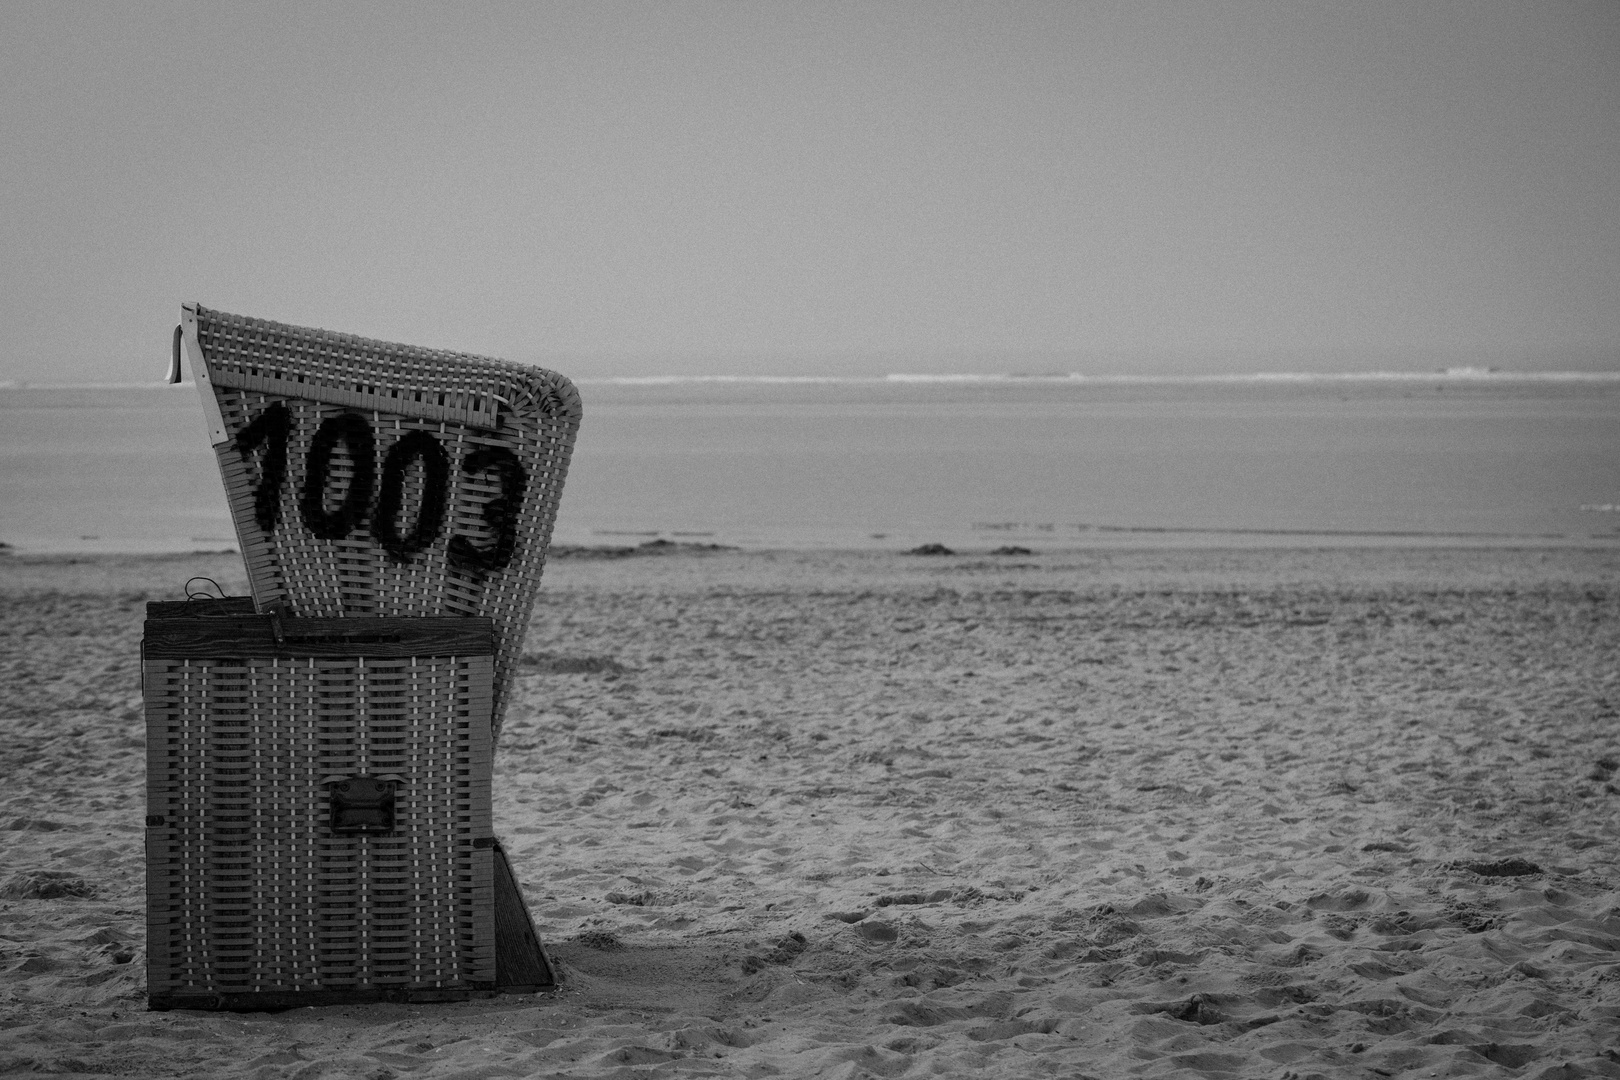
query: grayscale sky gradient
[{"left": 3, "top": 0, "right": 1617, "bottom": 382}]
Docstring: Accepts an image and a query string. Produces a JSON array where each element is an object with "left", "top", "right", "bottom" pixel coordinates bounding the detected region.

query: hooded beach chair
[{"left": 143, "top": 305, "right": 580, "bottom": 1008}]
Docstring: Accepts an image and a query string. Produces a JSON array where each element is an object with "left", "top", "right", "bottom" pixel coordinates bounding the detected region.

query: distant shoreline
[
  {"left": 5, "top": 531, "right": 1620, "bottom": 564},
  {"left": 5, "top": 368, "right": 1620, "bottom": 392}
]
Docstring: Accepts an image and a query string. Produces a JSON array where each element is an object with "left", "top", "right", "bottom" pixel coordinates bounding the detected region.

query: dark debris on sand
[
  {"left": 1445, "top": 857, "right": 1543, "bottom": 878},
  {"left": 1, "top": 871, "right": 97, "bottom": 900},
  {"left": 573, "top": 929, "right": 624, "bottom": 950},
  {"left": 519, "top": 652, "right": 630, "bottom": 675},
  {"left": 550, "top": 539, "right": 737, "bottom": 559}
]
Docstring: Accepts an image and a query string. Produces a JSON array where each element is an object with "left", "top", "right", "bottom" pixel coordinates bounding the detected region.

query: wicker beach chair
[
  {"left": 174, "top": 303, "right": 581, "bottom": 741},
  {"left": 146, "top": 306, "right": 580, "bottom": 1008}
]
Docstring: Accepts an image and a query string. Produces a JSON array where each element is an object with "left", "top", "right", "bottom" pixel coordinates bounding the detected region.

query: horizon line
[{"left": 8, "top": 368, "right": 1620, "bottom": 392}]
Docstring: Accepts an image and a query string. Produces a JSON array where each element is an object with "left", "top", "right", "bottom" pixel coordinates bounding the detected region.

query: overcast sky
[{"left": 3, "top": 0, "right": 1616, "bottom": 382}]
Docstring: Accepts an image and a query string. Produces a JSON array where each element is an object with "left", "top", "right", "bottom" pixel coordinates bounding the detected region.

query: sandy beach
[{"left": 2, "top": 544, "right": 1618, "bottom": 1079}]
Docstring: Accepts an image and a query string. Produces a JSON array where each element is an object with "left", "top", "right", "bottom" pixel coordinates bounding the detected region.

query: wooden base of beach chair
[{"left": 144, "top": 602, "right": 556, "bottom": 1012}]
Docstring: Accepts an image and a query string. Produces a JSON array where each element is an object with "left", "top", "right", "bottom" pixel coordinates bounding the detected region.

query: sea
[{"left": 2, "top": 372, "right": 1618, "bottom": 555}]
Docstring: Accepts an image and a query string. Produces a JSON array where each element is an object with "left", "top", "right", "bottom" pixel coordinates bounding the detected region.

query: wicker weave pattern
[
  {"left": 145, "top": 652, "right": 496, "bottom": 996},
  {"left": 193, "top": 306, "right": 581, "bottom": 738},
  {"left": 195, "top": 309, "right": 571, "bottom": 427}
]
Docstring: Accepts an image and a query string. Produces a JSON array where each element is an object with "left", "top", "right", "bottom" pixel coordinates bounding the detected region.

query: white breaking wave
[
  {"left": 573, "top": 370, "right": 1620, "bottom": 387},
  {"left": 572, "top": 374, "right": 870, "bottom": 386},
  {"left": 886, "top": 370, "right": 1620, "bottom": 384}
]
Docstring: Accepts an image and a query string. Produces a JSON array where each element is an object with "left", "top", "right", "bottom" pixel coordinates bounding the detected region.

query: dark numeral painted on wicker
[
  {"left": 234, "top": 408, "right": 516, "bottom": 566},
  {"left": 374, "top": 429, "right": 450, "bottom": 561},
  {"left": 447, "top": 447, "right": 527, "bottom": 574},
  {"left": 301, "top": 413, "right": 377, "bottom": 540},
  {"left": 234, "top": 402, "right": 292, "bottom": 533}
]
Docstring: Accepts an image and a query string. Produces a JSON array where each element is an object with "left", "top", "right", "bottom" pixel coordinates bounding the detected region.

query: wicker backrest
[{"left": 178, "top": 304, "right": 581, "bottom": 738}]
